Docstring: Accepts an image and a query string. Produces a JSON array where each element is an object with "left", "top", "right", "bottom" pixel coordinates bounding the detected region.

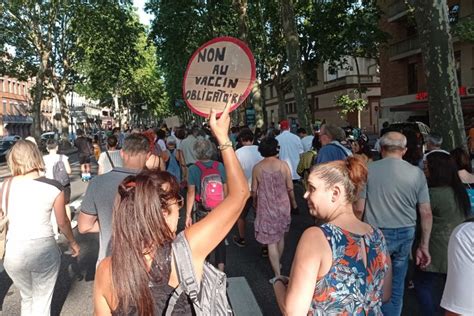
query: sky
[{"left": 133, "top": 0, "right": 153, "bottom": 25}]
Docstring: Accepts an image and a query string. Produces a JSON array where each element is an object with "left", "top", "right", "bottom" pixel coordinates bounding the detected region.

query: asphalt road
[{"left": 0, "top": 155, "right": 421, "bottom": 315}]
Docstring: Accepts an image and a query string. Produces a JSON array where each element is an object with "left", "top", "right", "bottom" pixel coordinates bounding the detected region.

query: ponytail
[
  {"left": 345, "top": 156, "right": 368, "bottom": 197},
  {"left": 311, "top": 156, "right": 368, "bottom": 203}
]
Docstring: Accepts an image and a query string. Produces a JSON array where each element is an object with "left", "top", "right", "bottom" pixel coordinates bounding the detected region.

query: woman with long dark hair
[
  {"left": 93, "top": 104, "right": 249, "bottom": 315},
  {"left": 415, "top": 152, "right": 470, "bottom": 315}
]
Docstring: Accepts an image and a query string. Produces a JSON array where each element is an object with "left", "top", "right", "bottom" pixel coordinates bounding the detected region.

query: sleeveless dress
[
  {"left": 308, "top": 223, "right": 389, "bottom": 315},
  {"left": 112, "top": 243, "right": 194, "bottom": 316},
  {"left": 254, "top": 167, "right": 291, "bottom": 244}
]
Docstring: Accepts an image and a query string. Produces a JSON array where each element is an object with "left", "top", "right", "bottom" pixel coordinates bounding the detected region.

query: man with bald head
[{"left": 356, "top": 131, "right": 433, "bottom": 316}]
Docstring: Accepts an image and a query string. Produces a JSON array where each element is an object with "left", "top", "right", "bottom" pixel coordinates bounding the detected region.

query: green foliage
[
  {"left": 301, "top": 0, "right": 388, "bottom": 70},
  {"left": 147, "top": 0, "right": 239, "bottom": 116},
  {"left": 454, "top": 17, "right": 474, "bottom": 43},
  {"left": 74, "top": 2, "right": 143, "bottom": 100},
  {"left": 335, "top": 92, "right": 368, "bottom": 118}
]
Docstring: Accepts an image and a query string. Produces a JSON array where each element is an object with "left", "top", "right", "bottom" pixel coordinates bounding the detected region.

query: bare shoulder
[
  {"left": 301, "top": 226, "right": 327, "bottom": 243},
  {"left": 96, "top": 257, "right": 113, "bottom": 286}
]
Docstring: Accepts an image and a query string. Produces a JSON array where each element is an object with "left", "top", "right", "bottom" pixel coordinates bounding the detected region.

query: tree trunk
[
  {"left": 411, "top": 0, "right": 465, "bottom": 150},
  {"left": 31, "top": 53, "right": 49, "bottom": 139},
  {"left": 273, "top": 76, "right": 287, "bottom": 121},
  {"left": 354, "top": 56, "right": 363, "bottom": 128},
  {"left": 234, "top": 0, "right": 264, "bottom": 127},
  {"left": 57, "top": 92, "right": 69, "bottom": 140},
  {"left": 280, "top": 0, "right": 310, "bottom": 131}
]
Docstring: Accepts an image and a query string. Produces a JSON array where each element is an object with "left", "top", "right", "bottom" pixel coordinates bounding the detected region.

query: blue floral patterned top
[{"left": 308, "top": 223, "right": 389, "bottom": 316}]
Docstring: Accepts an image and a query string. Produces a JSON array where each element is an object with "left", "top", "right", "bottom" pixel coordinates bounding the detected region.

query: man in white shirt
[
  {"left": 276, "top": 120, "right": 304, "bottom": 181},
  {"left": 440, "top": 220, "right": 474, "bottom": 315},
  {"left": 233, "top": 129, "right": 263, "bottom": 247},
  {"left": 297, "top": 127, "right": 314, "bottom": 152},
  {"left": 98, "top": 135, "right": 123, "bottom": 175}
]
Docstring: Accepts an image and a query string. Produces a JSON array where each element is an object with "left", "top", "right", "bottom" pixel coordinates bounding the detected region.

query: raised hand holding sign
[{"left": 183, "top": 37, "right": 256, "bottom": 117}]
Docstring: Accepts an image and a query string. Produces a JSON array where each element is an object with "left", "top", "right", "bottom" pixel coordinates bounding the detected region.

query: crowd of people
[{"left": 1, "top": 109, "right": 473, "bottom": 316}]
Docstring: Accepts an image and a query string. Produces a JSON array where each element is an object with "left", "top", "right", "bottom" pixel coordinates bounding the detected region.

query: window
[
  {"left": 3, "top": 100, "right": 7, "bottom": 115},
  {"left": 408, "top": 63, "right": 418, "bottom": 94}
]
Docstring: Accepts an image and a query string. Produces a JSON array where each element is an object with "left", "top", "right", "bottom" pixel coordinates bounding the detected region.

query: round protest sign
[{"left": 182, "top": 37, "right": 256, "bottom": 117}]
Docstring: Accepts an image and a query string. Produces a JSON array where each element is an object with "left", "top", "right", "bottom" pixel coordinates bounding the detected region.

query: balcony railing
[
  {"left": 389, "top": 36, "right": 421, "bottom": 60},
  {"left": 387, "top": 1, "right": 409, "bottom": 22}
]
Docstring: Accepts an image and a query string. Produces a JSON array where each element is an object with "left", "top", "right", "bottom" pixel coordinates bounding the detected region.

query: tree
[
  {"left": 301, "top": 0, "right": 387, "bottom": 128},
  {"left": 148, "top": 0, "right": 240, "bottom": 123},
  {"left": 0, "top": 1, "right": 58, "bottom": 138},
  {"left": 409, "top": 0, "right": 465, "bottom": 150},
  {"left": 280, "top": 0, "right": 310, "bottom": 131},
  {"left": 0, "top": 1, "right": 143, "bottom": 137},
  {"left": 74, "top": 2, "right": 143, "bottom": 127},
  {"left": 454, "top": 17, "right": 474, "bottom": 43}
]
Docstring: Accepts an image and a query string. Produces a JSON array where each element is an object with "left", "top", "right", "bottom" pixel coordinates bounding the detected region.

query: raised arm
[{"left": 185, "top": 103, "right": 249, "bottom": 262}]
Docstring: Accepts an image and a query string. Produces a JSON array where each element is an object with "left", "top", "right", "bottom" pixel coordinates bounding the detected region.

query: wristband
[
  {"left": 217, "top": 140, "right": 233, "bottom": 151},
  {"left": 273, "top": 278, "right": 287, "bottom": 287}
]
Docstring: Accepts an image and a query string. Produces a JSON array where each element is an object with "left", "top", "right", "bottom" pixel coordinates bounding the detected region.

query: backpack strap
[
  {"left": 166, "top": 232, "right": 201, "bottom": 315},
  {"left": 105, "top": 150, "right": 115, "bottom": 169}
]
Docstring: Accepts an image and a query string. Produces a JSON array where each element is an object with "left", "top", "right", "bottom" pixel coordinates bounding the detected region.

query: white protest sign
[{"left": 183, "top": 36, "right": 256, "bottom": 117}]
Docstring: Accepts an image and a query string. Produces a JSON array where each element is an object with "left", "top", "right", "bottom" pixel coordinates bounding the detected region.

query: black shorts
[
  {"left": 79, "top": 154, "right": 91, "bottom": 165},
  {"left": 239, "top": 197, "right": 253, "bottom": 220}
]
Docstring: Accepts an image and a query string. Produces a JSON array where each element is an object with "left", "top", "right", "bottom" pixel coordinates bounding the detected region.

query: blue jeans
[
  {"left": 380, "top": 226, "right": 415, "bottom": 316},
  {"left": 4, "top": 237, "right": 61, "bottom": 316},
  {"left": 413, "top": 270, "right": 446, "bottom": 316}
]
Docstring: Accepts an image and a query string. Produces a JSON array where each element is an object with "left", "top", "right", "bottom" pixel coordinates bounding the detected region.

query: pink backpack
[{"left": 195, "top": 161, "right": 224, "bottom": 210}]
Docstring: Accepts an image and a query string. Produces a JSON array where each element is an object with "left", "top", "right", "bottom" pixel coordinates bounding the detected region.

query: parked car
[{"left": 0, "top": 136, "right": 21, "bottom": 161}]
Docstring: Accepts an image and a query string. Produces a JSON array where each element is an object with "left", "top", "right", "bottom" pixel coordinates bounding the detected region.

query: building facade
[
  {"left": 264, "top": 57, "right": 381, "bottom": 133},
  {"left": 0, "top": 76, "right": 34, "bottom": 138},
  {"left": 378, "top": 0, "right": 474, "bottom": 125}
]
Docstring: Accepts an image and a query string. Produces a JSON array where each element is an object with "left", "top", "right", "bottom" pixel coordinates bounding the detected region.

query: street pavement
[{"left": 0, "top": 155, "right": 421, "bottom": 315}]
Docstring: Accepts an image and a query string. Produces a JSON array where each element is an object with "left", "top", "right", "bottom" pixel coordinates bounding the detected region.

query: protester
[
  {"left": 351, "top": 135, "right": 373, "bottom": 163},
  {"left": 418, "top": 133, "right": 450, "bottom": 169},
  {"left": 316, "top": 123, "right": 352, "bottom": 163},
  {"left": 141, "top": 129, "right": 165, "bottom": 171},
  {"left": 92, "top": 134, "right": 101, "bottom": 161},
  {"left": 297, "top": 127, "right": 314, "bottom": 152},
  {"left": 93, "top": 104, "right": 249, "bottom": 315},
  {"left": 273, "top": 156, "right": 391, "bottom": 314},
  {"left": 97, "top": 135, "right": 123, "bottom": 175},
  {"left": 233, "top": 129, "right": 263, "bottom": 247},
  {"left": 74, "top": 129, "right": 93, "bottom": 181},
  {"left": 297, "top": 136, "right": 320, "bottom": 190},
  {"left": 180, "top": 127, "right": 200, "bottom": 167},
  {"left": 451, "top": 147, "right": 474, "bottom": 185},
  {"left": 414, "top": 152, "right": 469, "bottom": 315},
  {"left": 276, "top": 120, "right": 304, "bottom": 182},
  {"left": 355, "top": 131, "right": 432, "bottom": 316},
  {"left": 155, "top": 128, "right": 169, "bottom": 162},
  {"left": 440, "top": 218, "right": 474, "bottom": 315},
  {"left": 78, "top": 134, "right": 150, "bottom": 265},
  {"left": 43, "top": 139, "right": 75, "bottom": 237},
  {"left": 185, "top": 137, "right": 227, "bottom": 271},
  {"left": 252, "top": 137, "right": 294, "bottom": 278},
  {"left": 164, "top": 135, "right": 183, "bottom": 183},
  {"left": 3, "top": 140, "right": 79, "bottom": 315}
]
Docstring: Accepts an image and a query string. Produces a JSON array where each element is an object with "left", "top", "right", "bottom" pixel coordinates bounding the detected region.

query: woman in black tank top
[{"left": 94, "top": 104, "right": 249, "bottom": 315}]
